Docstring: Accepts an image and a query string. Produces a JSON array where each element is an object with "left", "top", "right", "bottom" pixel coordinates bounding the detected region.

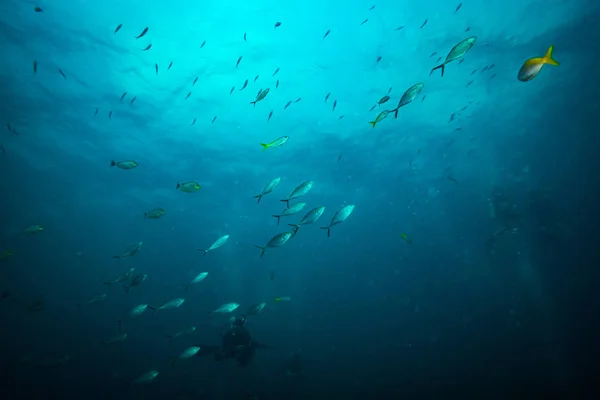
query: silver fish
[
  {"left": 198, "top": 235, "right": 229, "bottom": 256},
  {"left": 320, "top": 205, "right": 355, "bottom": 237},
  {"left": 289, "top": 206, "right": 326, "bottom": 234},
  {"left": 280, "top": 180, "right": 313, "bottom": 207},
  {"left": 110, "top": 160, "right": 139, "bottom": 170},
  {"left": 113, "top": 242, "right": 143, "bottom": 260},
  {"left": 148, "top": 298, "right": 185, "bottom": 315},
  {"left": 254, "top": 177, "right": 281, "bottom": 203},
  {"left": 254, "top": 232, "right": 293, "bottom": 258},
  {"left": 209, "top": 302, "right": 240, "bottom": 314},
  {"left": 393, "top": 82, "right": 424, "bottom": 118},
  {"left": 183, "top": 272, "right": 208, "bottom": 291},
  {"left": 272, "top": 202, "right": 306, "bottom": 225},
  {"left": 132, "top": 370, "right": 159, "bottom": 384},
  {"left": 430, "top": 36, "right": 477, "bottom": 76}
]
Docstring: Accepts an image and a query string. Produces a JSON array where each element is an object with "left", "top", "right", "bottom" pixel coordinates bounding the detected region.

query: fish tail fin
[
  {"left": 148, "top": 306, "right": 157, "bottom": 316},
  {"left": 368, "top": 120, "right": 377, "bottom": 128},
  {"left": 254, "top": 245, "right": 266, "bottom": 258},
  {"left": 320, "top": 226, "right": 331, "bottom": 238},
  {"left": 197, "top": 249, "right": 207, "bottom": 257},
  {"left": 289, "top": 224, "right": 299, "bottom": 235},
  {"left": 165, "top": 335, "right": 173, "bottom": 344},
  {"left": 182, "top": 284, "right": 189, "bottom": 292},
  {"left": 253, "top": 194, "right": 262, "bottom": 203},
  {"left": 176, "top": 183, "right": 181, "bottom": 190},
  {"left": 280, "top": 199, "right": 289, "bottom": 207},
  {"left": 430, "top": 63, "right": 445, "bottom": 76},
  {"left": 394, "top": 108, "right": 399, "bottom": 119},
  {"left": 259, "top": 143, "right": 268, "bottom": 151},
  {"left": 543, "top": 45, "right": 559, "bottom": 66},
  {"left": 110, "top": 160, "right": 116, "bottom": 167},
  {"left": 251, "top": 101, "right": 257, "bottom": 107},
  {"left": 144, "top": 213, "right": 147, "bottom": 219},
  {"left": 123, "top": 285, "right": 130, "bottom": 294},
  {"left": 272, "top": 215, "right": 281, "bottom": 225},
  {"left": 112, "top": 255, "right": 121, "bottom": 259}
]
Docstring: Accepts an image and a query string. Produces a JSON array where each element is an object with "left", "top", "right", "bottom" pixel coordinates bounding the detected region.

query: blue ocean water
[{"left": 1, "top": 0, "right": 600, "bottom": 398}]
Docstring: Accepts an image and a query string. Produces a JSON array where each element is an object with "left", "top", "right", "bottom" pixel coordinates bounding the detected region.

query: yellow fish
[
  {"left": 274, "top": 296, "right": 291, "bottom": 302},
  {"left": 400, "top": 233, "right": 412, "bottom": 244},
  {"left": 368, "top": 110, "right": 389, "bottom": 128},
  {"left": 517, "top": 45, "right": 559, "bottom": 82}
]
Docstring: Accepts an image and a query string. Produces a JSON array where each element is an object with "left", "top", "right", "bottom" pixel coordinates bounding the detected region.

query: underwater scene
[{"left": 1, "top": 0, "right": 599, "bottom": 399}]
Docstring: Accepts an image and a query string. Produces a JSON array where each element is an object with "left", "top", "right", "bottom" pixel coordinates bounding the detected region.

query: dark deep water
[{"left": 1, "top": 1, "right": 600, "bottom": 399}]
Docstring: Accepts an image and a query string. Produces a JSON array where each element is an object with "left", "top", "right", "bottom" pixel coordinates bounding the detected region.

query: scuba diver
[{"left": 195, "top": 314, "right": 272, "bottom": 367}]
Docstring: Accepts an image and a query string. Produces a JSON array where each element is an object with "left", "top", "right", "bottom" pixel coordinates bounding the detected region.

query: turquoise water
[{"left": 1, "top": 0, "right": 599, "bottom": 398}]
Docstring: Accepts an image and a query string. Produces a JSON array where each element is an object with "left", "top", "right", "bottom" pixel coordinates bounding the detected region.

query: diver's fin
[{"left": 253, "top": 341, "right": 273, "bottom": 350}]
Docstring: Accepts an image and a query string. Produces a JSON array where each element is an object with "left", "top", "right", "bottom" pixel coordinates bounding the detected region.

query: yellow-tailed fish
[
  {"left": 260, "top": 136, "right": 288, "bottom": 151},
  {"left": 251, "top": 88, "right": 270, "bottom": 106},
  {"left": 517, "top": 45, "right": 559, "bottom": 82},
  {"left": 320, "top": 205, "right": 355, "bottom": 237},
  {"left": 400, "top": 233, "right": 412, "bottom": 244},
  {"left": 110, "top": 160, "right": 139, "bottom": 169},
  {"left": 254, "top": 232, "right": 293, "bottom": 258},
  {"left": 274, "top": 296, "right": 291, "bottom": 302},
  {"left": 254, "top": 177, "right": 281, "bottom": 203},
  {"left": 368, "top": 110, "right": 389, "bottom": 128},
  {"left": 198, "top": 235, "right": 229, "bottom": 256}
]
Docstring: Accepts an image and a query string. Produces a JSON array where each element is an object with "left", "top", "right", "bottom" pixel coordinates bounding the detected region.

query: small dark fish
[
  {"left": 448, "top": 113, "right": 455, "bottom": 122},
  {"left": 254, "top": 75, "right": 259, "bottom": 82},
  {"left": 460, "top": 106, "right": 467, "bottom": 111},
  {"left": 130, "top": 96, "right": 137, "bottom": 105},
  {"left": 34, "top": 7, "right": 43, "bottom": 12},
  {"left": 191, "top": 118, "right": 196, "bottom": 126},
  {"left": 447, "top": 175, "right": 459, "bottom": 184},
  {"left": 236, "top": 56, "right": 242, "bottom": 68},
  {"left": 422, "top": 95, "right": 426, "bottom": 102},
  {"left": 120, "top": 92, "right": 127, "bottom": 101},
  {"left": 58, "top": 69, "right": 67, "bottom": 79},
  {"left": 270, "top": 270, "right": 276, "bottom": 280},
  {"left": 274, "top": 22, "right": 282, "bottom": 29},
  {"left": 155, "top": 64, "right": 158, "bottom": 75},
  {"left": 338, "top": 115, "right": 344, "bottom": 120},
  {"left": 482, "top": 65, "right": 489, "bottom": 72},
  {"left": 361, "top": 19, "right": 368, "bottom": 25},
  {"left": 108, "top": 111, "right": 112, "bottom": 119},
  {"left": 240, "top": 79, "right": 248, "bottom": 90},
  {"left": 369, "top": 105, "right": 376, "bottom": 111},
  {"left": 276, "top": 79, "right": 279, "bottom": 89},
  {"left": 94, "top": 108, "right": 98, "bottom": 116},
  {"left": 212, "top": 116, "right": 217, "bottom": 124},
  {"left": 455, "top": 3, "right": 463, "bottom": 13},
  {"left": 420, "top": 19, "right": 428, "bottom": 28},
  {"left": 193, "top": 77, "right": 198, "bottom": 86},
  {"left": 273, "top": 68, "right": 280, "bottom": 76},
  {"left": 378, "top": 95, "right": 390, "bottom": 105},
  {"left": 33, "top": 60, "right": 37, "bottom": 74},
  {"left": 268, "top": 110, "right": 273, "bottom": 121},
  {"left": 376, "top": 56, "right": 382, "bottom": 62},
  {"left": 135, "top": 27, "right": 148, "bottom": 39},
  {"left": 230, "top": 86, "right": 235, "bottom": 95},
  {"left": 168, "top": 62, "right": 173, "bottom": 70},
  {"left": 323, "top": 29, "right": 331, "bottom": 39},
  {"left": 429, "top": 52, "right": 437, "bottom": 57},
  {"left": 114, "top": 24, "right": 122, "bottom": 34},
  {"left": 294, "top": 97, "right": 302, "bottom": 103},
  {"left": 388, "top": 87, "right": 392, "bottom": 94},
  {"left": 200, "top": 40, "right": 206, "bottom": 48},
  {"left": 244, "top": 32, "right": 247, "bottom": 42},
  {"left": 369, "top": 5, "right": 375, "bottom": 10},
  {"left": 437, "top": 56, "right": 442, "bottom": 63},
  {"left": 337, "top": 153, "right": 342, "bottom": 162},
  {"left": 458, "top": 59, "right": 465, "bottom": 64},
  {"left": 489, "top": 73, "right": 497, "bottom": 80},
  {"left": 284, "top": 100, "right": 292, "bottom": 109},
  {"left": 185, "top": 92, "right": 191, "bottom": 100},
  {"left": 395, "top": 26, "right": 404, "bottom": 31},
  {"left": 488, "top": 64, "right": 495, "bottom": 70},
  {"left": 454, "top": 127, "right": 462, "bottom": 131},
  {"left": 470, "top": 69, "right": 477, "bottom": 75},
  {"left": 141, "top": 44, "right": 152, "bottom": 51},
  {"left": 0, "top": 145, "right": 5, "bottom": 154},
  {"left": 325, "top": 92, "right": 330, "bottom": 102},
  {"left": 332, "top": 100, "right": 337, "bottom": 111}
]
